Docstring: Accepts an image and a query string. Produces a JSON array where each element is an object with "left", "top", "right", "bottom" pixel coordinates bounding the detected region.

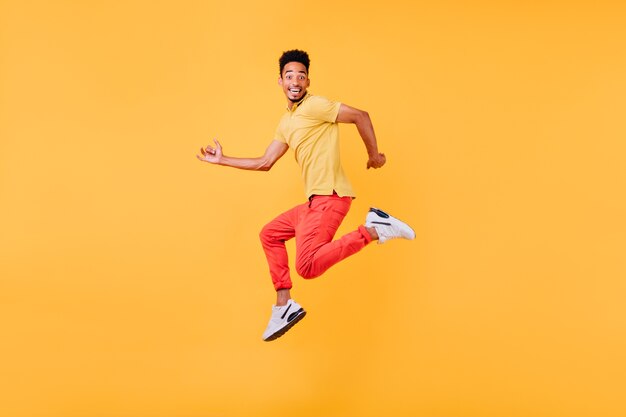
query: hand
[
  {"left": 197, "top": 139, "right": 223, "bottom": 164},
  {"left": 366, "top": 152, "right": 386, "bottom": 169}
]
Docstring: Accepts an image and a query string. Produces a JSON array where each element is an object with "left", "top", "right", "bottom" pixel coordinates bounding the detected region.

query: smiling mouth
[{"left": 289, "top": 88, "right": 301, "bottom": 94}]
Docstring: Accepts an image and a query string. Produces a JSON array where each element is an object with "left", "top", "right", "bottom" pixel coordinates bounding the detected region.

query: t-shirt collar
[{"left": 287, "top": 91, "right": 311, "bottom": 111}]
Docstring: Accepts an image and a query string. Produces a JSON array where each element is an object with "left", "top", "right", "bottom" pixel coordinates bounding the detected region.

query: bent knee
[
  {"left": 296, "top": 263, "right": 321, "bottom": 279},
  {"left": 259, "top": 225, "right": 272, "bottom": 244}
]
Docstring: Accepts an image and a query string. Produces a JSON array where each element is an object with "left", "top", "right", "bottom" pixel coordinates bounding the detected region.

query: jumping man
[{"left": 197, "top": 49, "right": 415, "bottom": 341}]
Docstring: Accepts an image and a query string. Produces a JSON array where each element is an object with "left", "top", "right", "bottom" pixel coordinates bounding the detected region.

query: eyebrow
[{"left": 285, "top": 70, "right": 307, "bottom": 74}]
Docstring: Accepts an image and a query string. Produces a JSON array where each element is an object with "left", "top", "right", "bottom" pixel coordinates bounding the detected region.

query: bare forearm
[
  {"left": 354, "top": 111, "right": 380, "bottom": 156},
  {"left": 336, "top": 104, "right": 386, "bottom": 169},
  {"left": 217, "top": 155, "right": 274, "bottom": 171},
  {"left": 198, "top": 139, "right": 288, "bottom": 171}
]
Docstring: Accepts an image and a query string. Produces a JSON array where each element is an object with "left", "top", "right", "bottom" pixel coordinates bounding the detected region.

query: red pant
[{"left": 259, "top": 194, "right": 372, "bottom": 290}]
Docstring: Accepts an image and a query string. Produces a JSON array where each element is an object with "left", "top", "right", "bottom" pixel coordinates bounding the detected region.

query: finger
[
  {"left": 196, "top": 154, "right": 206, "bottom": 162},
  {"left": 214, "top": 139, "right": 222, "bottom": 149},
  {"left": 200, "top": 147, "right": 207, "bottom": 156}
]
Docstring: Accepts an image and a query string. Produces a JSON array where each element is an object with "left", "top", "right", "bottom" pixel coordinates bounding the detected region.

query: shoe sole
[{"left": 263, "top": 309, "right": 306, "bottom": 341}]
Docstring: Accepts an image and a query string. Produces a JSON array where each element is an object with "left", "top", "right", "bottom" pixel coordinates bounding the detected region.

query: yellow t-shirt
[{"left": 274, "top": 93, "right": 355, "bottom": 199}]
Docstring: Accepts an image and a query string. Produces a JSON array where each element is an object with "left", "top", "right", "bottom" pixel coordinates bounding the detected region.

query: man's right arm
[{"left": 197, "top": 139, "right": 288, "bottom": 171}]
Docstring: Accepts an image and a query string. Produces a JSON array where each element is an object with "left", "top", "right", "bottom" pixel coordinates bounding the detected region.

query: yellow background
[{"left": 2, "top": 1, "right": 625, "bottom": 416}]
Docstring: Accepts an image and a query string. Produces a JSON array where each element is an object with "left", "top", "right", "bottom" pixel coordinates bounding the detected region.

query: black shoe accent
[
  {"left": 280, "top": 303, "right": 292, "bottom": 320},
  {"left": 264, "top": 309, "right": 306, "bottom": 342},
  {"left": 369, "top": 207, "right": 390, "bottom": 218},
  {"left": 287, "top": 309, "right": 303, "bottom": 322},
  {"left": 370, "top": 220, "right": 391, "bottom": 226}
]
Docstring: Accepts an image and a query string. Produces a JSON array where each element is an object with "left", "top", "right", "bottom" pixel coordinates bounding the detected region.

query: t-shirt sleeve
[
  {"left": 308, "top": 96, "right": 342, "bottom": 123},
  {"left": 274, "top": 117, "right": 287, "bottom": 143}
]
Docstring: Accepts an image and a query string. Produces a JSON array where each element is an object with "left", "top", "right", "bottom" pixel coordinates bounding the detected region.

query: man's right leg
[
  {"left": 259, "top": 203, "right": 303, "bottom": 292},
  {"left": 259, "top": 203, "right": 308, "bottom": 341}
]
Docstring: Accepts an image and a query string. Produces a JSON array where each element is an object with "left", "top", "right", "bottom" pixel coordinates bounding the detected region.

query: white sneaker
[
  {"left": 365, "top": 207, "right": 416, "bottom": 244},
  {"left": 262, "top": 299, "right": 306, "bottom": 341}
]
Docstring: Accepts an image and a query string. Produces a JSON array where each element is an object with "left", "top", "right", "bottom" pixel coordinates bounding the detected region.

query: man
[{"left": 197, "top": 49, "right": 415, "bottom": 341}]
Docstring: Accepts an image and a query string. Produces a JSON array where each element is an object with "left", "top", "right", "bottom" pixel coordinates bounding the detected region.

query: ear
[
  {"left": 306, "top": 78, "right": 310, "bottom": 88},
  {"left": 278, "top": 76, "right": 283, "bottom": 86}
]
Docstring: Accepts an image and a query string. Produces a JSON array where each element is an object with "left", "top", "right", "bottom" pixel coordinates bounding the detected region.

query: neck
[{"left": 287, "top": 92, "right": 308, "bottom": 109}]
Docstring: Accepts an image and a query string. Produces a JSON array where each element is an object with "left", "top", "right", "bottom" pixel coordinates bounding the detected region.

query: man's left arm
[{"left": 336, "top": 104, "right": 386, "bottom": 169}]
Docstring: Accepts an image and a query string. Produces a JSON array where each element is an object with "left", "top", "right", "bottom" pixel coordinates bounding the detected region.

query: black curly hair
[{"left": 278, "top": 49, "right": 310, "bottom": 76}]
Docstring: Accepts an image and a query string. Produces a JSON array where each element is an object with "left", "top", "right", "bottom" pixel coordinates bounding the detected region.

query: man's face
[{"left": 279, "top": 62, "right": 310, "bottom": 103}]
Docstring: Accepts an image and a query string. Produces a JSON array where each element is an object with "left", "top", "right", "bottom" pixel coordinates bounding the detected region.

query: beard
[{"left": 289, "top": 91, "right": 308, "bottom": 104}]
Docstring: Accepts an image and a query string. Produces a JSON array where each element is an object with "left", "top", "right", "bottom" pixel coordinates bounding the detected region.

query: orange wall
[{"left": 1, "top": 1, "right": 625, "bottom": 416}]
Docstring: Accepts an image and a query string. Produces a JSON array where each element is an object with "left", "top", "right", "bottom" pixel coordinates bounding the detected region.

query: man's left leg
[{"left": 295, "top": 194, "right": 373, "bottom": 279}]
